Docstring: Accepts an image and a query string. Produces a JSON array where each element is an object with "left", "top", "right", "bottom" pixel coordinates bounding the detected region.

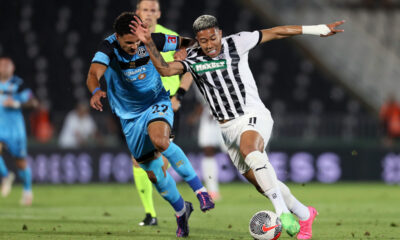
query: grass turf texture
[{"left": 0, "top": 183, "right": 399, "bottom": 240}]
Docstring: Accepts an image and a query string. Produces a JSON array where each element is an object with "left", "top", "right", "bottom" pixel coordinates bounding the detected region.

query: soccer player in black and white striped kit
[{"left": 131, "top": 15, "right": 344, "bottom": 239}]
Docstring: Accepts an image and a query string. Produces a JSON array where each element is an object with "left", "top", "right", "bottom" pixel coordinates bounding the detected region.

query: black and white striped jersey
[{"left": 180, "top": 31, "right": 265, "bottom": 121}]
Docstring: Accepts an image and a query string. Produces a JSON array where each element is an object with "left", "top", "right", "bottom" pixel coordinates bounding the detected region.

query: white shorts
[
  {"left": 219, "top": 108, "right": 274, "bottom": 174},
  {"left": 198, "top": 110, "right": 225, "bottom": 149}
]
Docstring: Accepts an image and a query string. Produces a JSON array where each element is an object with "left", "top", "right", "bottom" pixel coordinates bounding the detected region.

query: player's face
[
  {"left": 136, "top": 1, "right": 161, "bottom": 29},
  {"left": 196, "top": 28, "right": 223, "bottom": 58},
  {"left": 0, "top": 58, "right": 15, "bottom": 80},
  {"left": 116, "top": 33, "right": 141, "bottom": 55}
]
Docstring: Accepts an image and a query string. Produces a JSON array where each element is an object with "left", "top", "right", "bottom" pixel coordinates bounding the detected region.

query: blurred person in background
[
  {"left": 87, "top": 12, "right": 213, "bottom": 237},
  {"left": 131, "top": 0, "right": 194, "bottom": 227},
  {"left": 58, "top": 102, "right": 98, "bottom": 148},
  {"left": 187, "top": 85, "right": 224, "bottom": 201},
  {"left": 0, "top": 56, "right": 38, "bottom": 206},
  {"left": 132, "top": 14, "right": 344, "bottom": 239},
  {"left": 380, "top": 94, "right": 400, "bottom": 146},
  {"left": 29, "top": 101, "right": 54, "bottom": 143}
]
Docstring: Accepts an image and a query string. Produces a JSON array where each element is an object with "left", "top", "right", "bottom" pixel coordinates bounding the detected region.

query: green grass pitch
[{"left": 0, "top": 183, "right": 399, "bottom": 239}]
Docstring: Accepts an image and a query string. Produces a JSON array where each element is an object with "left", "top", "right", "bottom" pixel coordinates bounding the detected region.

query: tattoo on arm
[{"left": 147, "top": 41, "right": 169, "bottom": 68}]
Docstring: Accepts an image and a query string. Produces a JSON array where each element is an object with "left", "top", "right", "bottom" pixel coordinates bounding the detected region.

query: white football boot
[
  {"left": 1, "top": 172, "right": 15, "bottom": 197},
  {"left": 20, "top": 190, "right": 33, "bottom": 206}
]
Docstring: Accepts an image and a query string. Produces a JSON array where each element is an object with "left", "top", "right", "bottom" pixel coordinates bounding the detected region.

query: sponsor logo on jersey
[
  {"left": 191, "top": 59, "right": 227, "bottom": 74},
  {"left": 138, "top": 73, "right": 146, "bottom": 80},
  {"left": 138, "top": 46, "right": 147, "bottom": 57},
  {"left": 124, "top": 66, "right": 147, "bottom": 82}
]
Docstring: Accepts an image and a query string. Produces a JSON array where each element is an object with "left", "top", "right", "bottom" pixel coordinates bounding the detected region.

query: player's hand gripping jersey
[
  {"left": 180, "top": 31, "right": 264, "bottom": 121},
  {"left": 92, "top": 33, "right": 180, "bottom": 119},
  {"left": 0, "top": 76, "right": 33, "bottom": 158}
]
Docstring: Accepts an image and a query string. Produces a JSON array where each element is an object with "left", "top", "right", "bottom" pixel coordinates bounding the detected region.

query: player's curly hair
[
  {"left": 193, "top": 15, "right": 219, "bottom": 34},
  {"left": 113, "top": 12, "right": 141, "bottom": 36}
]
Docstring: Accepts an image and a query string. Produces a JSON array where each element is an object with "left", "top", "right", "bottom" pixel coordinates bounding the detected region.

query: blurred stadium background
[
  {"left": 1, "top": 0, "right": 400, "bottom": 239},
  {"left": 1, "top": 0, "right": 399, "bottom": 184}
]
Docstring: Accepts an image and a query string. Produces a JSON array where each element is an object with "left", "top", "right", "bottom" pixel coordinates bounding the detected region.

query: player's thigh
[
  {"left": 147, "top": 100, "right": 174, "bottom": 150},
  {"left": 240, "top": 109, "right": 274, "bottom": 152},
  {"left": 120, "top": 117, "right": 151, "bottom": 159},
  {"left": 6, "top": 136, "right": 27, "bottom": 159},
  {"left": 219, "top": 119, "right": 249, "bottom": 174}
]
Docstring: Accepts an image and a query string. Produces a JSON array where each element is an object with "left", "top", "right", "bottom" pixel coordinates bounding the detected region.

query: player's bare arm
[
  {"left": 2, "top": 96, "right": 38, "bottom": 109},
  {"left": 171, "top": 72, "right": 193, "bottom": 112},
  {"left": 130, "top": 16, "right": 185, "bottom": 77},
  {"left": 260, "top": 20, "right": 345, "bottom": 43},
  {"left": 86, "top": 63, "right": 107, "bottom": 112},
  {"left": 22, "top": 98, "right": 39, "bottom": 109}
]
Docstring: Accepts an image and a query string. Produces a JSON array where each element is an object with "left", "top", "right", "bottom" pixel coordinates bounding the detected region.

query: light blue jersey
[
  {"left": 92, "top": 33, "right": 180, "bottom": 119},
  {"left": 0, "top": 76, "right": 33, "bottom": 158},
  {"left": 91, "top": 33, "right": 180, "bottom": 159}
]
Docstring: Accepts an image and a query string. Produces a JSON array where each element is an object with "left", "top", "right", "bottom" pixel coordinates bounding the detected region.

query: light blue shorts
[
  {"left": 0, "top": 121, "right": 27, "bottom": 158},
  {"left": 120, "top": 98, "right": 174, "bottom": 160}
]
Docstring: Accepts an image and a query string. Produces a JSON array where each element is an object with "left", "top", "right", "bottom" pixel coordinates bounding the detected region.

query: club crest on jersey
[
  {"left": 138, "top": 47, "right": 147, "bottom": 57},
  {"left": 191, "top": 59, "right": 227, "bottom": 74}
]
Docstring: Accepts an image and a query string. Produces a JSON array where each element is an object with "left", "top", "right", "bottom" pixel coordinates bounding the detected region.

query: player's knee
[
  {"left": 152, "top": 137, "right": 170, "bottom": 152},
  {"left": 15, "top": 158, "right": 27, "bottom": 169},
  {"left": 244, "top": 151, "right": 266, "bottom": 170},
  {"left": 240, "top": 145, "right": 259, "bottom": 159}
]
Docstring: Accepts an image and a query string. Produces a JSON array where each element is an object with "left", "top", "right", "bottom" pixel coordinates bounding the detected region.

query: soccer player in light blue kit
[
  {"left": 86, "top": 12, "right": 214, "bottom": 237},
  {"left": 0, "top": 57, "right": 38, "bottom": 206}
]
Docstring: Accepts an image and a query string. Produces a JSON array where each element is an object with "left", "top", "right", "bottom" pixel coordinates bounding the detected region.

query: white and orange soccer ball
[{"left": 249, "top": 210, "right": 282, "bottom": 240}]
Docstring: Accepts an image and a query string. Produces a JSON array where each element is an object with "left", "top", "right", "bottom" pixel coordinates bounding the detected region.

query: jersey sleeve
[
  {"left": 179, "top": 60, "right": 191, "bottom": 74},
  {"left": 231, "top": 31, "right": 262, "bottom": 54},
  {"left": 151, "top": 33, "right": 180, "bottom": 52},
  {"left": 92, "top": 40, "right": 114, "bottom": 66}
]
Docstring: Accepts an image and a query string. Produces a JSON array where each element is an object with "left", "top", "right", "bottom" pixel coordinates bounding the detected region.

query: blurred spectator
[
  {"left": 187, "top": 89, "right": 224, "bottom": 201},
  {"left": 380, "top": 95, "right": 400, "bottom": 146},
  {"left": 29, "top": 101, "right": 54, "bottom": 143},
  {"left": 58, "top": 102, "right": 98, "bottom": 148}
]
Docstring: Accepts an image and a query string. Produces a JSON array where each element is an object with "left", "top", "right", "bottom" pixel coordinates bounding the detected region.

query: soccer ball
[{"left": 249, "top": 210, "right": 282, "bottom": 240}]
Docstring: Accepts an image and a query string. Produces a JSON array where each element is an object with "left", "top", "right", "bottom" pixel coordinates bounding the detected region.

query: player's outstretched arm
[
  {"left": 130, "top": 16, "right": 185, "bottom": 77},
  {"left": 260, "top": 20, "right": 345, "bottom": 43},
  {"left": 87, "top": 63, "right": 107, "bottom": 112}
]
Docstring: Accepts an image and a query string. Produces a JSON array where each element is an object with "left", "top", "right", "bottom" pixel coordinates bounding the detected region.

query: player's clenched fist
[{"left": 90, "top": 90, "right": 107, "bottom": 112}]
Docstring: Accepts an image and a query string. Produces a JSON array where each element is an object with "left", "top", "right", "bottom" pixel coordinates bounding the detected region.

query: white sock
[
  {"left": 245, "top": 151, "right": 290, "bottom": 215},
  {"left": 201, "top": 156, "right": 219, "bottom": 193},
  {"left": 176, "top": 204, "right": 186, "bottom": 217},
  {"left": 195, "top": 187, "right": 207, "bottom": 195},
  {"left": 278, "top": 181, "right": 310, "bottom": 220},
  {"left": 264, "top": 188, "right": 290, "bottom": 216}
]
